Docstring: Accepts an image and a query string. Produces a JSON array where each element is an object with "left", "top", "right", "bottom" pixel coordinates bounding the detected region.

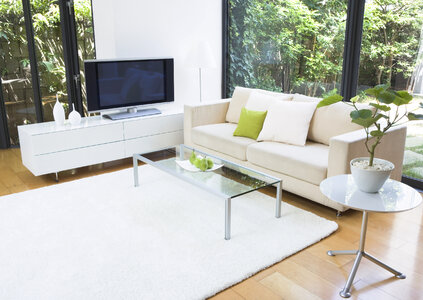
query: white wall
[{"left": 91, "top": 0, "right": 222, "bottom": 105}]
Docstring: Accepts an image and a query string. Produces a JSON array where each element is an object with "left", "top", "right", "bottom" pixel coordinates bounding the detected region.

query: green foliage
[
  {"left": 228, "top": 0, "right": 348, "bottom": 96},
  {"left": 359, "top": 0, "right": 423, "bottom": 87},
  {"left": 228, "top": 0, "right": 423, "bottom": 97},
  {"left": 316, "top": 94, "right": 343, "bottom": 108},
  {"left": 369, "top": 103, "right": 391, "bottom": 111},
  {"left": 0, "top": 0, "right": 94, "bottom": 112},
  {"left": 317, "top": 87, "right": 423, "bottom": 166}
]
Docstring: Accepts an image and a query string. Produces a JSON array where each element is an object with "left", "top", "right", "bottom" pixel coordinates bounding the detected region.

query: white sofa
[{"left": 184, "top": 87, "right": 407, "bottom": 212}]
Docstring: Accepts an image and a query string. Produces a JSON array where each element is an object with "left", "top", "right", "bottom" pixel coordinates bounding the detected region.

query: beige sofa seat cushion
[
  {"left": 225, "top": 87, "right": 293, "bottom": 123},
  {"left": 191, "top": 123, "right": 256, "bottom": 161},
  {"left": 246, "top": 141, "right": 329, "bottom": 185},
  {"left": 292, "top": 94, "right": 363, "bottom": 145}
]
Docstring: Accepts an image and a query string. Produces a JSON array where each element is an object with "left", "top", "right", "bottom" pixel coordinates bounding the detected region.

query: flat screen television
[{"left": 84, "top": 58, "right": 174, "bottom": 119}]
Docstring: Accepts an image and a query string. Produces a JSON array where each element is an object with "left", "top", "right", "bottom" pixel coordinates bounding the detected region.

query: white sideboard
[{"left": 18, "top": 105, "right": 184, "bottom": 176}]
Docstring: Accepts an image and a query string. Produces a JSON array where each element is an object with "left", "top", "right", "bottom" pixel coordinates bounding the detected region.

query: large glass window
[
  {"left": 0, "top": 0, "right": 95, "bottom": 147},
  {"left": 227, "top": 0, "right": 347, "bottom": 97},
  {"left": 358, "top": 0, "right": 423, "bottom": 181},
  {"left": 0, "top": 0, "right": 38, "bottom": 145}
]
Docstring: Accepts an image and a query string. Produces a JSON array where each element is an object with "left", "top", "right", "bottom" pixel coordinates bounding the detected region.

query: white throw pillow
[
  {"left": 257, "top": 101, "right": 317, "bottom": 146},
  {"left": 225, "top": 87, "right": 294, "bottom": 123},
  {"left": 245, "top": 91, "right": 292, "bottom": 112},
  {"left": 225, "top": 87, "right": 255, "bottom": 123}
]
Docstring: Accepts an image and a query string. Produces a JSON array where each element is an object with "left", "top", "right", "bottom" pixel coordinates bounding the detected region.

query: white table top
[
  {"left": 320, "top": 174, "right": 422, "bottom": 213},
  {"left": 17, "top": 104, "right": 183, "bottom": 135}
]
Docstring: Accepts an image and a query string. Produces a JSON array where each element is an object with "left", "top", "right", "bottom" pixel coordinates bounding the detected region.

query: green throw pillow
[{"left": 233, "top": 107, "right": 267, "bottom": 140}]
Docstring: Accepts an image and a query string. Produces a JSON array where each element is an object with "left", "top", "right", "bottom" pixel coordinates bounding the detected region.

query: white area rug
[{"left": 0, "top": 165, "right": 338, "bottom": 299}]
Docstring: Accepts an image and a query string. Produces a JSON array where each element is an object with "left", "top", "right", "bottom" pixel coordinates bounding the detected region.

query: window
[
  {"left": 226, "top": 0, "right": 347, "bottom": 98},
  {"left": 358, "top": 0, "right": 423, "bottom": 183},
  {"left": 0, "top": 0, "right": 95, "bottom": 147},
  {"left": 0, "top": 1, "right": 38, "bottom": 145}
]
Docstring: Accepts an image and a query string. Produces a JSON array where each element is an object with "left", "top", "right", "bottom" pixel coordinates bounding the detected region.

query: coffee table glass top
[{"left": 135, "top": 144, "right": 280, "bottom": 199}]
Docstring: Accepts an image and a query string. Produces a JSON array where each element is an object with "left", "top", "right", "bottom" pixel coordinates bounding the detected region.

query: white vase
[
  {"left": 69, "top": 104, "right": 81, "bottom": 125},
  {"left": 350, "top": 157, "right": 394, "bottom": 193},
  {"left": 53, "top": 98, "right": 65, "bottom": 126}
]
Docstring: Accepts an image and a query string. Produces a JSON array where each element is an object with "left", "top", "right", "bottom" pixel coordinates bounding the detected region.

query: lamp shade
[{"left": 186, "top": 41, "right": 217, "bottom": 69}]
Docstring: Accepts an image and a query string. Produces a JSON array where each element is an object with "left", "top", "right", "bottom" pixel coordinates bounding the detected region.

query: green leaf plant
[{"left": 317, "top": 84, "right": 423, "bottom": 167}]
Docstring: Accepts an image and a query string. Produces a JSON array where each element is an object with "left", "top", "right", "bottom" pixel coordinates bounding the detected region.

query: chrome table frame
[
  {"left": 133, "top": 144, "right": 282, "bottom": 240},
  {"left": 328, "top": 210, "right": 405, "bottom": 298}
]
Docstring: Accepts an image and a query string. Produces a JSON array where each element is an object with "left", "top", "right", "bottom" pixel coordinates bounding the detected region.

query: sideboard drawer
[
  {"left": 31, "top": 141, "right": 126, "bottom": 175},
  {"left": 31, "top": 123, "right": 124, "bottom": 155},
  {"left": 125, "top": 130, "right": 183, "bottom": 157},
  {"left": 124, "top": 113, "right": 183, "bottom": 139}
]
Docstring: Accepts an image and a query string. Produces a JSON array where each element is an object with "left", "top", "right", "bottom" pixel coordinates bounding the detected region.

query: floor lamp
[{"left": 187, "top": 41, "right": 217, "bottom": 102}]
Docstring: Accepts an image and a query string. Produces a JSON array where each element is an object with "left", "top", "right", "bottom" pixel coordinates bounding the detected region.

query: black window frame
[
  {"left": 0, "top": 0, "right": 96, "bottom": 148},
  {"left": 221, "top": 0, "right": 423, "bottom": 190}
]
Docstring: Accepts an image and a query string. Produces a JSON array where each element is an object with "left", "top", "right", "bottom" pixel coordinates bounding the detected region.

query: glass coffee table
[{"left": 133, "top": 144, "right": 282, "bottom": 240}]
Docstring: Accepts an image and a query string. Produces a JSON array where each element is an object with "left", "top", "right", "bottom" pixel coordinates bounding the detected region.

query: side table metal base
[{"left": 327, "top": 211, "right": 406, "bottom": 298}]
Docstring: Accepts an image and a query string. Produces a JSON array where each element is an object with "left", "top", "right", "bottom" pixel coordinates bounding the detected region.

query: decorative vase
[
  {"left": 53, "top": 96, "right": 65, "bottom": 126},
  {"left": 69, "top": 104, "right": 81, "bottom": 125},
  {"left": 350, "top": 157, "right": 394, "bottom": 193}
]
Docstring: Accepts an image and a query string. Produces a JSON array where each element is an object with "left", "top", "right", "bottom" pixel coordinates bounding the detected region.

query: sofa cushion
[
  {"left": 246, "top": 141, "right": 329, "bottom": 185},
  {"left": 257, "top": 101, "right": 317, "bottom": 146},
  {"left": 192, "top": 123, "right": 256, "bottom": 160},
  {"left": 292, "top": 94, "right": 363, "bottom": 145},
  {"left": 225, "top": 87, "right": 293, "bottom": 123},
  {"left": 245, "top": 91, "right": 292, "bottom": 112},
  {"left": 233, "top": 108, "right": 267, "bottom": 140},
  {"left": 293, "top": 93, "right": 321, "bottom": 102}
]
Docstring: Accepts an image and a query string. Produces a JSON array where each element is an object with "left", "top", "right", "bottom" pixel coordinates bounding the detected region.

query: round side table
[{"left": 320, "top": 174, "right": 422, "bottom": 298}]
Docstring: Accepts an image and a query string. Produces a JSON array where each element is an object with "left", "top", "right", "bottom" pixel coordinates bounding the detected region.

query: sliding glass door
[
  {"left": 0, "top": 0, "right": 95, "bottom": 147},
  {"left": 0, "top": 1, "right": 39, "bottom": 146}
]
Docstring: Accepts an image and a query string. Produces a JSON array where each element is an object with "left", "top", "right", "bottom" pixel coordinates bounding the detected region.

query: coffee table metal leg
[
  {"left": 225, "top": 198, "right": 231, "bottom": 240},
  {"left": 276, "top": 181, "right": 282, "bottom": 218},
  {"left": 327, "top": 211, "right": 406, "bottom": 298},
  {"left": 133, "top": 156, "right": 139, "bottom": 187}
]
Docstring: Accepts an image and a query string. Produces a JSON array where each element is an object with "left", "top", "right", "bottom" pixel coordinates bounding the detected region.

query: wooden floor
[{"left": 1, "top": 148, "right": 422, "bottom": 300}]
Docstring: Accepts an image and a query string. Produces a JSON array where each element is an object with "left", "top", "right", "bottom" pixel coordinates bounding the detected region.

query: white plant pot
[{"left": 350, "top": 157, "right": 394, "bottom": 193}]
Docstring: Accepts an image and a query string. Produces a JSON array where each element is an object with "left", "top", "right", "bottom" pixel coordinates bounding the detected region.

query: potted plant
[{"left": 317, "top": 84, "right": 423, "bottom": 192}]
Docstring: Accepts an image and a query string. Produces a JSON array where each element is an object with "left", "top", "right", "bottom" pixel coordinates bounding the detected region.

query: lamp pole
[{"left": 199, "top": 67, "right": 202, "bottom": 102}]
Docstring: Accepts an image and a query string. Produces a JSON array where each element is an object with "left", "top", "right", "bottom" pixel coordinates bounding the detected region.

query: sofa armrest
[
  {"left": 328, "top": 125, "right": 407, "bottom": 181},
  {"left": 184, "top": 99, "right": 231, "bottom": 145}
]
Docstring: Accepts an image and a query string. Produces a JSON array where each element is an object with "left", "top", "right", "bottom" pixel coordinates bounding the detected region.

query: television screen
[{"left": 85, "top": 58, "right": 174, "bottom": 112}]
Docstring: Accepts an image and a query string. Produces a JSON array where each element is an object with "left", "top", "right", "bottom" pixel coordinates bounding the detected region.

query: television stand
[
  {"left": 103, "top": 108, "right": 161, "bottom": 120},
  {"left": 17, "top": 105, "right": 183, "bottom": 177}
]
